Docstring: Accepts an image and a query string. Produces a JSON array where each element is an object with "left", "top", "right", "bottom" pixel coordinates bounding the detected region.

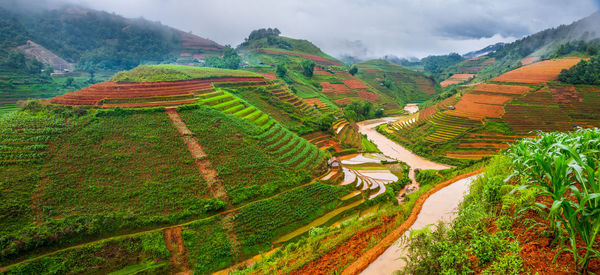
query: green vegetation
[
  {"left": 183, "top": 216, "right": 234, "bottom": 274},
  {"left": 401, "top": 156, "right": 526, "bottom": 274},
  {"left": 558, "top": 56, "right": 600, "bottom": 85},
  {"left": 508, "top": 129, "right": 600, "bottom": 272},
  {"left": 0, "top": 6, "right": 190, "bottom": 71},
  {"left": 203, "top": 45, "right": 242, "bottom": 70},
  {"left": 356, "top": 59, "right": 439, "bottom": 105},
  {"left": 233, "top": 182, "right": 349, "bottom": 257},
  {"left": 403, "top": 128, "right": 600, "bottom": 273},
  {"left": 110, "top": 65, "right": 259, "bottom": 82},
  {"left": 301, "top": 59, "right": 316, "bottom": 77},
  {"left": 179, "top": 106, "right": 316, "bottom": 205},
  {"left": 343, "top": 100, "right": 383, "bottom": 122},
  {"left": 3, "top": 232, "right": 170, "bottom": 274},
  {"left": 401, "top": 53, "right": 465, "bottom": 81}
]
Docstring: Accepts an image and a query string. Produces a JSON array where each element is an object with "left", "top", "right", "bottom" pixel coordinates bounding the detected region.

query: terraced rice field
[
  {"left": 333, "top": 119, "right": 362, "bottom": 148},
  {"left": 444, "top": 133, "right": 533, "bottom": 160},
  {"left": 440, "top": 74, "right": 475, "bottom": 87},
  {"left": 502, "top": 91, "right": 573, "bottom": 133},
  {"left": 424, "top": 112, "right": 481, "bottom": 143},
  {"left": 471, "top": 83, "right": 532, "bottom": 95},
  {"left": 266, "top": 84, "right": 318, "bottom": 115},
  {"left": 340, "top": 154, "right": 398, "bottom": 199},
  {"left": 493, "top": 57, "right": 583, "bottom": 83},
  {"left": 50, "top": 77, "right": 266, "bottom": 107},
  {"left": 321, "top": 82, "right": 353, "bottom": 94}
]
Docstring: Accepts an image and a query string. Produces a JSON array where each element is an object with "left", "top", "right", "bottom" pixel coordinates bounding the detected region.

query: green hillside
[{"left": 356, "top": 59, "right": 440, "bottom": 105}]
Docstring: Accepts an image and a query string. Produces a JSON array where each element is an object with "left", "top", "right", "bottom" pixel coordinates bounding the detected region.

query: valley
[{"left": 1, "top": 3, "right": 600, "bottom": 275}]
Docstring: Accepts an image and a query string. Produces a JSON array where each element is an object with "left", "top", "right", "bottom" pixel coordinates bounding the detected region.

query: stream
[{"left": 355, "top": 117, "right": 477, "bottom": 274}]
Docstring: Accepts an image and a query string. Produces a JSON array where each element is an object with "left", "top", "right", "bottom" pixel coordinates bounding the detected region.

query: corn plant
[{"left": 507, "top": 129, "right": 600, "bottom": 272}]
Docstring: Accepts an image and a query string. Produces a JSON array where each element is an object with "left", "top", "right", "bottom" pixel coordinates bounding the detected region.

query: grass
[
  {"left": 178, "top": 106, "right": 314, "bottom": 205},
  {"left": 38, "top": 112, "right": 209, "bottom": 218},
  {"left": 183, "top": 216, "right": 234, "bottom": 274},
  {"left": 110, "top": 65, "right": 260, "bottom": 83}
]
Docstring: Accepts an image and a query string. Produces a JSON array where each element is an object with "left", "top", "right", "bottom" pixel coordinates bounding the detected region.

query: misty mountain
[
  {"left": 0, "top": 5, "right": 223, "bottom": 71},
  {"left": 462, "top": 43, "right": 505, "bottom": 59}
]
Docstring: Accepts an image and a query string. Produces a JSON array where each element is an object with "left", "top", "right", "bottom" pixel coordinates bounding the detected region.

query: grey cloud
[{"left": 13, "top": 0, "right": 600, "bottom": 59}]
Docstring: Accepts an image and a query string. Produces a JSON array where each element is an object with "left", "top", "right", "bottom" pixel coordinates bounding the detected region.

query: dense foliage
[
  {"left": 301, "top": 59, "right": 316, "bottom": 77},
  {"left": 203, "top": 45, "right": 242, "bottom": 70},
  {"left": 558, "top": 56, "right": 600, "bottom": 85},
  {"left": 343, "top": 100, "right": 383, "bottom": 122},
  {"left": 0, "top": 6, "right": 182, "bottom": 71}
]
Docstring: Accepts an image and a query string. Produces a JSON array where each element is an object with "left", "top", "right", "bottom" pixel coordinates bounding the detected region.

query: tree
[
  {"left": 301, "top": 59, "right": 316, "bottom": 78},
  {"left": 349, "top": 65, "right": 358, "bottom": 76},
  {"left": 276, "top": 64, "right": 287, "bottom": 78},
  {"left": 343, "top": 100, "right": 375, "bottom": 122},
  {"left": 203, "top": 45, "right": 241, "bottom": 70},
  {"left": 65, "top": 77, "right": 74, "bottom": 87}
]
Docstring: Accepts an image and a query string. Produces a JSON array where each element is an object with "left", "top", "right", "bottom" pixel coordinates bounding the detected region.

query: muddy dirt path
[
  {"left": 359, "top": 175, "right": 478, "bottom": 274},
  {"left": 163, "top": 227, "right": 192, "bottom": 275},
  {"left": 166, "top": 107, "right": 228, "bottom": 200}
]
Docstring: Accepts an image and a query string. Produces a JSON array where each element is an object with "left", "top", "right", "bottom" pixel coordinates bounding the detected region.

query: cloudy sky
[{"left": 38, "top": 0, "right": 600, "bottom": 58}]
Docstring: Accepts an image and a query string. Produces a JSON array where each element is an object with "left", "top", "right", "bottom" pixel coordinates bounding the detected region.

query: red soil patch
[
  {"left": 440, "top": 74, "right": 475, "bottom": 87},
  {"left": 164, "top": 227, "right": 192, "bottom": 274},
  {"left": 260, "top": 50, "right": 342, "bottom": 66},
  {"left": 521, "top": 56, "right": 541, "bottom": 66},
  {"left": 548, "top": 85, "right": 583, "bottom": 107},
  {"left": 356, "top": 90, "right": 380, "bottom": 102},
  {"left": 303, "top": 97, "right": 328, "bottom": 107},
  {"left": 321, "top": 82, "right": 353, "bottom": 94},
  {"left": 292, "top": 219, "right": 391, "bottom": 275},
  {"left": 449, "top": 93, "right": 514, "bottom": 120},
  {"left": 473, "top": 83, "right": 532, "bottom": 95},
  {"left": 257, "top": 72, "right": 277, "bottom": 80},
  {"left": 335, "top": 98, "right": 352, "bottom": 105},
  {"left": 343, "top": 80, "right": 369, "bottom": 89},
  {"left": 458, "top": 142, "right": 509, "bottom": 149},
  {"left": 51, "top": 77, "right": 264, "bottom": 106},
  {"left": 493, "top": 57, "right": 583, "bottom": 84},
  {"left": 512, "top": 209, "right": 600, "bottom": 274}
]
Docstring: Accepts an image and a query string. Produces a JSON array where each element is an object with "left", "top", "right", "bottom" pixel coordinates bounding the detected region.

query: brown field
[
  {"left": 51, "top": 77, "right": 265, "bottom": 106},
  {"left": 472, "top": 83, "right": 532, "bottom": 95},
  {"left": 440, "top": 74, "right": 475, "bottom": 87},
  {"left": 356, "top": 90, "right": 380, "bottom": 102},
  {"left": 449, "top": 92, "right": 515, "bottom": 120},
  {"left": 493, "top": 57, "right": 583, "bottom": 83},
  {"left": 321, "top": 82, "right": 353, "bottom": 94},
  {"left": 335, "top": 98, "right": 352, "bottom": 105},
  {"left": 303, "top": 97, "right": 328, "bottom": 107},
  {"left": 343, "top": 80, "right": 369, "bottom": 89}
]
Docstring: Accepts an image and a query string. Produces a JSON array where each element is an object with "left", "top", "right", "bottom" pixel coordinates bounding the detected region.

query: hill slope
[{"left": 382, "top": 56, "right": 600, "bottom": 164}]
